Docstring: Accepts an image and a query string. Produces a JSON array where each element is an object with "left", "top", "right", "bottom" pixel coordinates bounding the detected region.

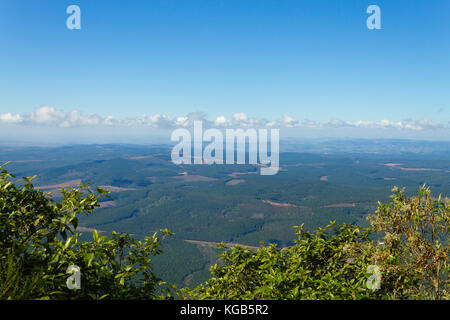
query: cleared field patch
[
  {"left": 37, "top": 179, "right": 82, "bottom": 190},
  {"left": 399, "top": 167, "right": 442, "bottom": 172},
  {"left": 99, "top": 200, "right": 117, "bottom": 208},
  {"left": 382, "top": 163, "right": 402, "bottom": 167},
  {"left": 283, "top": 163, "right": 325, "bottom": 168},
  {"left": 226, "top": 179, "right": 246, "bottom": 186},
  {"left": 261, "top": 200, "right": 307, "bottom": 209},
  {"left": 100, "top": 185, "right": 137, "bottom": 192},
  {"left": 75, "top": 227, "right": 106, "bottom": 234},
  {"left": 228, "top": 171, "right": 258, "bottom": 178},
  {"left": 382, "top": 163, "right": 443, "bottom": 172},
  {"left": 322, "top": 203, "right": 356, "bottom": 208},
  {"left": 127, "top": 155, "right": 154, "bottom": 160},
  {"left": 172, "top": 175, "right": 218, "bottom": 182},
  {"left": 184, "top": 239, "right": 260, "bottom": 252}
]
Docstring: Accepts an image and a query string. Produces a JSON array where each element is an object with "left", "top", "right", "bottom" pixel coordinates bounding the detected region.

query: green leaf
[
  {"left": 85, "top": 252, "right": 95, "bottom": 267},
  {"left": 93, "top": 229, "right": 99, "bottom": 243},
  {"left": 64, "top": 237, "right": 72, "bottom": 250}
]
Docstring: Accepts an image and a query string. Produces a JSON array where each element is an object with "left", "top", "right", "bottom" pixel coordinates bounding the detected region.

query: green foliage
[
  {"left": 0, "top": 164, "right": 174, "bottom": 300},
  {"left": 2, "top": 161, "right": 449, "bottom": 300},
  {"left": 182, "top": 222, "right": 385, "bottom": 300},
  {"left": 368, "top": 186, "right": 449, "bottom": 299},
  {"left": 182, "top": 187, "right": 449, "bottom": 300},
  {"left": 0, "top": 251, "right": 46, "bottom": 300}
]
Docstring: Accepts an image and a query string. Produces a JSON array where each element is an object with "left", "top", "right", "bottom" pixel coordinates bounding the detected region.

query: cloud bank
[{"left": 1, "top": 106, "right": 449, "bottom": 132}]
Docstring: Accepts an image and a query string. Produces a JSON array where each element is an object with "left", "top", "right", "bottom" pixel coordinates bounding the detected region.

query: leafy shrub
[
  {"left": 183, "top": 187, "right": 449, "bottom": 300},
  {"left": 368, "top": 186, "right": 449, "bottom": 299},
  {"left": 0, "top": 164, "right": 173, "bottom": 300},
  {"left": 0, "top": 251, "right": 45, "bottom": 299},
  {"left": 182, "top": 222, "right": 386, "bottom": 299}
]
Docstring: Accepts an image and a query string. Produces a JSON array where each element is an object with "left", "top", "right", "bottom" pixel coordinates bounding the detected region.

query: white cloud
[
  {"left": 175, "top": 116, "right": 188, "bottom": 126},
  {"left": 0, "top": 112, "right": 22, "bottom": 124},
  {"left": 233, "top": 113, "right": 248, "bottom": 122},
  {"left": 300, "top": 119, "right": 320, "bottom": 128},
  {"left": 103, "top": 115, "right": 115, "bottom": 126},
  {"left": 280, "top": 114, "right": 298, "bottom": 128},
  {"left": 31, "top": 106, "right": 65, "bottom": 124},
  {"left": 1, "top": 106, "right": 448, "bottom": 133},
  {"left": 214, "top": 115, "right": 229, "bottom": 126},
  {"left": 231, "top": 112, "right": 264, "bottom": 127},
  {"left": 315, "top": 118, "right": 447, "bottom": 131},
  {"left": 60, "top": 110, "right": 101, "bottom": 128},
  {"left": 140, "top": 114, "right": 172, "bottom": 127}
]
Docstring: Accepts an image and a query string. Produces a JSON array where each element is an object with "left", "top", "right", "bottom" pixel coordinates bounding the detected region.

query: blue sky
[{"left": 0, "top": 0, "right": 449, "bottom": 142}]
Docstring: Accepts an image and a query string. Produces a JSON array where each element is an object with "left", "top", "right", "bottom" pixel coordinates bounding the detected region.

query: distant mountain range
[
  {"left": 2, "top": 138, "right": 448, "bottom": 156},
  {"left": 279, "top": 139, "right": 450, "bottom": 155}
]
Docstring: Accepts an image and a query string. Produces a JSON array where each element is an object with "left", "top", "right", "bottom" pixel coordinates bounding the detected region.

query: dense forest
[
  {"left": 3, "top": 145, "right": 450, "bottom": 287},
  {"left": 1, "top": 164, "right": 448, "bottom": 300}
]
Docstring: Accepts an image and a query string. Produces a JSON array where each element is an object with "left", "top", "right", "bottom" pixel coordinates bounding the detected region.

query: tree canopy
[
  {"left": 0, "top": 164, "right": 173, "bottom": 299},
  {"left": 1, "top": 164, "right": 448, "bottom": 300}
]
